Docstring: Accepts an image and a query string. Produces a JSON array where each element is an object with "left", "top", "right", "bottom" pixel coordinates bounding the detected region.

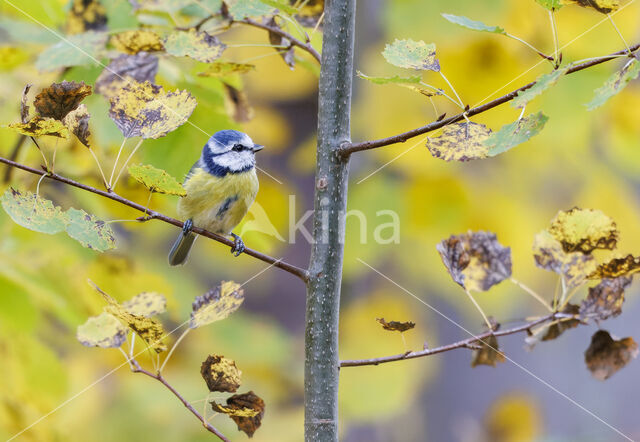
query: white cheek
[{"left": 214, "top": 151, "right": 255, "bottom": 171}]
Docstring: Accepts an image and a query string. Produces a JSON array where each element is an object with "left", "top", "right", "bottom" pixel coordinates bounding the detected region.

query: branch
[
  {"left": 340, "top": 312, "right": 569, "bottom": 368},
  {"left": 0, "top": 156, "right": 309, "bottom": 282},
  {"left": 341, "top": 43, "right": 640, "bottom": 155},
  {"left": 129, "top": 360, "right": 229, "bottom": 442},
  {"left": 235, "top": 17, "right": 322, "bottom": 63}
]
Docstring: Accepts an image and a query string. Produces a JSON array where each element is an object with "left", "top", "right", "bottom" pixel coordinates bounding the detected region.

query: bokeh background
[{"left": 1, "top": 0, "right": 639, "bottom": 441}]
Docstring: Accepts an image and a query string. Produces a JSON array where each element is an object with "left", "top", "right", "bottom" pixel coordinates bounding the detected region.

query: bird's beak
[{"left": 252, "top": 144, "right": 264, "bottom": 152}]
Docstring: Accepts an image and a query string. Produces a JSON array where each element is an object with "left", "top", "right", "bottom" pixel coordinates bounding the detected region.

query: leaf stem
[
  {"left": 510, "top": 278, "right": 553, "bottom": 312},
  {"left": 549, "top": 11, "right": 560, "bottom": 66},
  {"left": 159, "top": 328, "right": 191, "bottom": 373},
  {"left": 505, "top": 32, "right": 554, "bottom": 61},
  {"left": 109, "top": 138, "right": 128, "bottom": 189},
  {"left": 464, "top": 289, "right": 492, "bottom": 330},
  {"left": 438, "top": 71, "right": 464, "bottom": 108},
  {"left": 419, "top": 81, "right": 462, "bottom": 108},
  {"left": 112, "top": 139, "right": 144, "bottom": 191},
  {"left": 30, "top": 137, "right": 50, "bottom": 171},
  {"left": 88, "top": 147, "right": 110, "bottom": 190}
]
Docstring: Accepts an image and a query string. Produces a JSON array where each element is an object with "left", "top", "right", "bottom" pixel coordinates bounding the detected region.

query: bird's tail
[{"left": 168, "top": 231, "right": 197, "bottom": 266}]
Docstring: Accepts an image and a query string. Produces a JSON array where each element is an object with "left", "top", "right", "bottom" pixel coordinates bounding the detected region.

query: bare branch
[
  {"left": 340, "top": 313, "right": 565, "bottom": 368},
  {"left": 129, "top": 360, "right": 229, "bottom": 442},
  {"left": 0, "top": 155, "right": 309, "bottom": 282},
  {"left": 235, "top": 17, "right": 321, "bottom": 63},
  {"left": 341, "top": 43, "right": 640, "bottom": 156}
]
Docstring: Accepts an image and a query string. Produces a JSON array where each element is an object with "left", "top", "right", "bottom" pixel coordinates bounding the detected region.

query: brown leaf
[
  {"left": 267, "top": 18, "right": 295, "bottom": 69},
  {"left": 471, "top": 334, "right": 506, "bottom": 367},
  {"left": 200, "top": 355, "right": 242, "bottom": 393},
  {"left": 585, "top": 330, "right": 638, "bottom": 380},
  {"left": 95, "top": 52, "right": 159, "bottom": 98},
  {"left": 20, "top": 84, "right": 31, "bottom": 123},
  {"left": 542, "top": 304, "right": 580, "bottom": 341},
  {"left": 223, "top": 83, "right": 254, "bottom": 123},
  {"left": 567, "top": 0, "right": 619, "bottom": 13},
  {"left": 211, "top": 391, "right": 265, "bottom": 437},
  {"left": 548, "top": 207, "right": 618, "bottom": 254},
  {"left": 376, "top": 317, "right": 415, "bottom": 332},
  {"left": 580, "top": 277, "right": 631, "bottom": 321},
  {"left": 63, "top": 104, "right": 91, "bottom": 147},
  {"left": 437, "top": 231, "right": 512, "bottom": 292},
  {"left": 34, "top": 81, "right": 92, "bottom": 121},
  {"left": 66, "top": 0, "right": 108, "bottom": 35},
  {"left": 589, "top": 254, "right": 640, "bottom": 279}
]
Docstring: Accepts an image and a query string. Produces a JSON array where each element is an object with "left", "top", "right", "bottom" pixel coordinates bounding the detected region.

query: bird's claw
[
  {"left": 182, "top": 218, "right": 193, "bottom": 235},
  {"left": 230, "top": 233, "right": 245, "bottom": 257}
]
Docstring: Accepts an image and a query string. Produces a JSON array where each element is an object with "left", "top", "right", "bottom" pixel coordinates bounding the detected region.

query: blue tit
[{"left": 168, "top": 129, "right": 263, "bottom": 266}]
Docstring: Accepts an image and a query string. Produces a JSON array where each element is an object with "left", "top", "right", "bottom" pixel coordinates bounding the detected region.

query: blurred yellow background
[{"left": 1, "top": 0, "right": 639, "bottom": 441}]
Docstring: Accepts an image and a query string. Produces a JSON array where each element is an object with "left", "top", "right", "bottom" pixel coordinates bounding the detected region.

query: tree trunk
[{"left": 304, "top": 0, "right": 356, "bottom": 440}]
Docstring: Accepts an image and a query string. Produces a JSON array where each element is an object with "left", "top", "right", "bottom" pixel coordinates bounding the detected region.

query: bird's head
[{"left": 201, "top": 130, "right": 263, "bottom": 177}]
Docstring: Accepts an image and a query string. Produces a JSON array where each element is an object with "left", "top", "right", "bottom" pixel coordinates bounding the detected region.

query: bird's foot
[
  {"left": 182, "top": 218, "right": 193, "bottom": 235},
  {"left": 230, "top": 233, "right": 245, "bottom": 257}
]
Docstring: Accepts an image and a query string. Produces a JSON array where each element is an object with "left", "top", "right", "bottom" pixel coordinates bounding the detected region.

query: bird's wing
[{"left": 184, "top": 158, "right": 203, "bottom": 183}]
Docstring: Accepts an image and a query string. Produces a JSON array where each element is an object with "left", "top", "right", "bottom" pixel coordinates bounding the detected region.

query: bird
[{"left": 168, "top": 129, "right": 263, "bottom": 266}]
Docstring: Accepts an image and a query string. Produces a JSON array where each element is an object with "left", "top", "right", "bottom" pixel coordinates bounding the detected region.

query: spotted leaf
[
  {"left": 190, "top": 281, "right": 244, "bottom": 328},
  {"left": 383, "top": 39, "right": 440, "bottom": 71},
  {"left": 427, "top": 122, "right": 493, "bottom": 162},
  {"left": 77, "top": 312, "right": 127, "bottom": 348},
  {"left": 65, "top": 208, "right": 116, "bottom": 252},
  {"left": 128, "top": 164, "right": 186, "bottom": 196},
  {"left": 585, "top": 330, "right": 638, "bottom": 380},
  {"left": 201, "top": 355, "right": 242, "bottom": 393},
  {"left": 1, "top": 188, "right": 68, "bottom": 234}
]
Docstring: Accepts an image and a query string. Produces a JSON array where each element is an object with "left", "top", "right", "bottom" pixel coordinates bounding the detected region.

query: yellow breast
[{"left": 177, "top": 168, "right": 259, "bottom": 235}]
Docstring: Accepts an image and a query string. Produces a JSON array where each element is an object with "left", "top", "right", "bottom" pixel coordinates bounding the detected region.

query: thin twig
[
  {"left": 0, "top": 155, "right": 310, "bottom": 282},
  {"left": 340, "top": 313, "right": 560, "bottom": 367},
  {"left": 109, "top": 138, "right": 127, "bottom": 188},
  {"left": 235, "top": 17, "right": 321, "bottom": 63},
  {"left": 340, "top": 42, "right": 640, "bottom": 155},
  {"left": 130, "top": 360, "right": 230, "bottom": 442},
  {"left": 549, "top": 11, "right": 560, "bottom": 66}
]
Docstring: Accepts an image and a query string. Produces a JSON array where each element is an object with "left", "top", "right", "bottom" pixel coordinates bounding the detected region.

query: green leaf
[
  {"left": 441, "top": 13, "right": 506, "bottom": 34},
  {"left": 259, "top": 0, "right": 297, "bottom": 15},
  {"left": 586, "top": 58, "right": 640, "bottom": 111},
  {"left": 128, "top": 164, "right": 186, "bottom": 196},
  {"left": 484, "top": 112, "right": 549, "bottom": 156},
  {"left": 228, "top": 0, "right": 274, "bottom": 19},
  {"left": 190, "top": 281, "right": 245, "bottom": 328},
  {"left": 35, "top": 31, "right": 107, "bottom": 72},
  {"left": 535, "top": 0, "right": 564, "bottom": 10},
  {"left": 1, "top": 188, "right": 68, "bottom": 234},
  {"left": 512, "top": 67, "right": 568, "bottom": 108},
  {"left": 356, "top": 70, "right": 422, "bottom": 85},
  {"left": 65, "top": 208, "right": 116, "bottom": 252},
  {"left": 77, "top": 312, "right": 128, "bottom": 348},
  {"left": 382, "top": 39, "right": 440, "bottom": 72},
  {"left": 164, "top": 29, "right": 226, "bottom": 63}
]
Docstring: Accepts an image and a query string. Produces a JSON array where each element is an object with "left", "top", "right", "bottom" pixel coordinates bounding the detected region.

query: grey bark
[{"left": 304, "top": 0, "right": 356, "bottom": 440}]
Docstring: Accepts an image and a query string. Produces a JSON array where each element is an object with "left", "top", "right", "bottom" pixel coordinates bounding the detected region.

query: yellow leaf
[
  {"left": 548, "top": 207, "right": 618, "bottom": 254},
  {"left": 108, "top": 80, "right": 197, "bottom": 139},
  {"left": 200, "top": 354, "right": 242, "bottom": 393},
  {"left": 190, "top": 281, "right": 244, "bottom": 328},
  {"left": 375, "top": 317, "right": 415, "bottom": 332},
  {"left": 66, "top": 0, "right": 107, "bottom": 35},
  {"left": 8, "top": 117, "right": 69, "bottom": 138},
  {"left": 111, "top": 30, "right": 164, "bottom": 54},
  {"left": 211, "top": 391, "right": 265, "bottom": 437},
  {"left": 94, "top": 285, "right": 167, "bottom": 352},
  {"left": 426, "top": 122, "right": 492, "bottom": 162},
  {"left": 471, "top": 334, "right": 506, "bottom": 367}
]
